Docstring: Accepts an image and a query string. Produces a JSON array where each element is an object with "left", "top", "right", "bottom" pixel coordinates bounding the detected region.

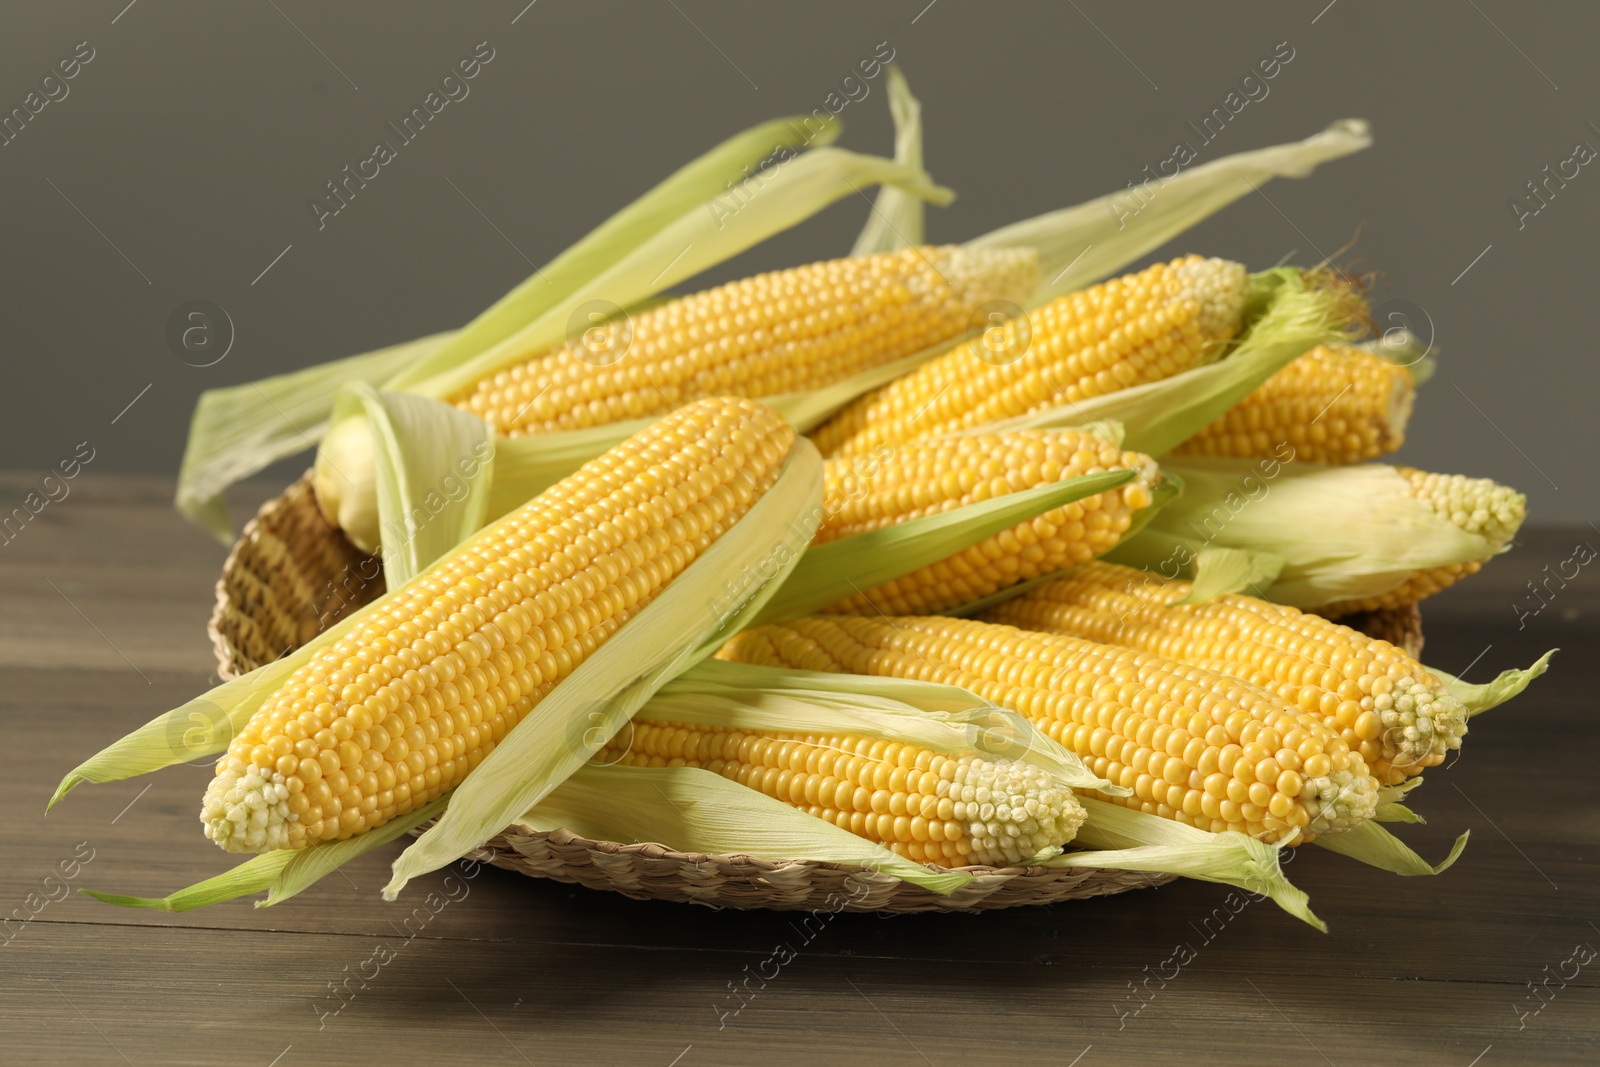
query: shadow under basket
[{"left": 207, "top": 472, "right": 1424, "bottom": 913}]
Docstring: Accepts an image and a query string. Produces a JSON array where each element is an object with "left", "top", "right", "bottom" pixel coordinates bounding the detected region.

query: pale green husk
[
  {"left": 80, "top": 799, "right": 449, "bottom": 911},
  {"left": 315, "top": 386, "right": 496, "bottom": 576},
  {"left": 970, "top": 119, "right": 1371, "bottom": 302},
  {"left": 177, "top": 116, "right": 835, "bottom": 541},
  {"left": 1375, "top": 803, "right": 1426, "bottom": 824},
  {"left": 1051, "top": 797, "right": 1322, "bottom": 930},
  {"left": 652, "top": 660, "right": 1120, "bottom": 794},
  {"left": 961, "top": 268, "right": 1356, "bottom": 457},
  {"left": 1109, "top": 460, "right": 1507, "bottom": 609},
  {"left": 49, "top": 602, "right": 380, "bottom": 807},
  {"left": 177, "top": 118, "right": 1371, "bottom": 541},
  {"left": 344, "top": 343, "right": 969, "bottom": 540},
  {"left": 176, "top": 330, "right": 454, "bottom": 541},
  {"left": 399, "top": 148, "right": 953, "bottom": 402},
  {"left": 749, "top": 468, "right": 1135, "bottom": 624},
  {"left": 1177, "top": 546, "right": 1286, "bottom": 604},
  {"left": 1377, "top": 777, "right": 1426, "bottom": 807},
  {"left": 1312, "top": 821, "right": 1469, "bottom": 876},
  {"left": 851, "top": 66, "right": 925, "bottom": 256},
  {"left": 512, "top": 764, "right": 969, "bottom": 893},
  {"left": 382, "top": 443, "right": 827, "bottom": 898},
  {"left": 392, "top": 116, "right": 844, "bottom": 392},
  {"left": 666, "top": 658, "right": 995, "bottom": 713},
  {"left": 1432, "top": 650, "right": 1556, "bottom": 716}
]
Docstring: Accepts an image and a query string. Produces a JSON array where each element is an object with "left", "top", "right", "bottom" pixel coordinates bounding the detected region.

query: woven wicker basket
[{"left": 207, "top": 472, "right": 1423, "bottom": 912}]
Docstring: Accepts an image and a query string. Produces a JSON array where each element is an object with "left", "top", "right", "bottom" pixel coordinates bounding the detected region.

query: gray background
[{"left": 1, "top": 1, "right": 1592, "bottom": 520}]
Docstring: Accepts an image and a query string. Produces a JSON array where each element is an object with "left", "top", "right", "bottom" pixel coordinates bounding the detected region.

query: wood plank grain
[{"left": 2, "top": 474, "right": 1597, "bottom": 1066}]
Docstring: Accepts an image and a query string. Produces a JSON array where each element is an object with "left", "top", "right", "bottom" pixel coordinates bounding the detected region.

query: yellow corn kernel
[
  {"left": 201, "top": 397, "right": 795, "bottom": 853},
  {"left": 815, "top": 430, "right": 1158, "bottom": 615},
  {"left": 719, "top": 615, "right": 1379, "bottom": 843},
  {"left": 599, "top": 720, "right": 1085, "bottom": 867},
  {"left": 452, "top": 246, "right": 1039, "bottom": 436},
  {"left": 980, "top": 561, "right": 1470, "bottom": 785},
  {"left": 1173, "top": 344, "right": 1414, "bottom": 465},
  {"left": 810, "top": 255, "right": 1249, "bottom": 458}
]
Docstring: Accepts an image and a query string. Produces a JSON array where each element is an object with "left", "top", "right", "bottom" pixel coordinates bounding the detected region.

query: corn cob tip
[
  {"left": 985, "top": 562, "right": 1470, "bottom": 784},
  {"left": 939, "top": 753, "right": 1085, "bottom": 866},
  {"left": 1397, "top": 467, "right": 1526, "bottom": 545},
  {"left": 204, "top": 396, "right": 795, "bottom": 854},
  {"left": 606, "top": 717, "right": 1083, "bottom": 867},
  {"left": 1300, "top": 765, "right": 1378, "bottom": 837},
  {"left": 201, "top": 764, "right": 294, "bottom": 853},
  {"left": 1375, "top": 676, "right": 1468, "bottom": 779},
  {"left": 931, "top": 245, "right": 1041, "bottom": 310},
  {"left": 1172, "top": 255, "right": 1250, "bottom": 341},
  {"left": 312, "top": 416, "right": 381, "bottom": 553}
]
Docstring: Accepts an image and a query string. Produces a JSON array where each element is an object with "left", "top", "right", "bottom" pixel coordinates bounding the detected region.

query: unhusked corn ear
[
  {"left": 599, "top": 720, "right": 1084, "bottom": 867},
  {"left": 1173, "top": 344, "right": 1414, "bottom": 465},
  {"left": 816, "top": 430, "right": 1158, "bottom": 614},
  {"left": 811, "top": 255, "right": 1250, "bottom": 458},
  {"left": 981, "top": 561, "right": 1467, "bottom": 784},
  {"left": 452, "top": 246, "right": 1039, "bottom": 436},
  {"left": 720, "top": 616, "right": 1379, "bottom": 843},
  {"left": 1321, "top": 467, "right": 1526, "bottom": 616},
  {"left": 201, "top": 397, "right": 795, "bottom": 853}
]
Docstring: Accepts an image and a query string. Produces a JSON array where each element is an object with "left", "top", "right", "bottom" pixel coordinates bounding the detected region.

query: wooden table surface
[{"left": 2, "top": 472, "right": 1595, "bottom": 1067}]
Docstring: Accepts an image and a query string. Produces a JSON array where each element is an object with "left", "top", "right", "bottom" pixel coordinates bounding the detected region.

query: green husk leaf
[
  {"left": 385, "top": 115, "right": 840, "bottom": 392},
  {"left": 650, "top": 660, "right": 1120, "bottom": 794},
  {"left": 1124, "top": 460, "right": 1506, "bottom": 610},
  {"left": 964, "top": 268, "right": 1355, "bottom": 456},
  {"left": 384, "top": 443, "right": 827, "bottom": 898},
  {"left": 1052, "top": 797, "right": 1322, "bottom": 929},
  {"left": 176, "top": 331, "right": 454, "bottom": 542},
  {"left": 48, "top": 622, "right": 362, "bottom": 808},
  {"left": 1377, "top": 776, "right": 1425, "bottom": 807},
  {"left": 81, "top": 852, "right": 293, "bottom": 912},
  {"left": 514, "top": 764, "right": 970, "bottom": 894},
  {"left": 316, "top": 385, "right": 495, "bottom": 579},
  {"left": 174, "top": 117, "right": 835, "bottom": 539},
  {"left": 80, "top": 798, "right": 450, "bottom": 911},
  {"left": 1313, "top": 821, "right": 1468, "bottom": 876},
  {"left": 1432, "top": 650, "right": 1556, "bottom": 716},
  {"left": 668, "top": 658, "right": 990, "bottom": 713},
  {"left": 264, "top": 798, "right": 450, "bottom": 906},
  {"left": 851, "top": 66, "right": 924, "bottom": 256},
  {"left": 1177, "top": 546, "right": 1286, "bottom": 604},
  {"left": 751, "top": 468, "right": 1135, "bottom": 624},
  {"left": 55, "top": 402, "right": 522, "bottom": 805},
  {"left": 403, "top": 148, "right": 953, "bottom": 401},
  {"left": 969, "top": 119, "right": 1371, "bottom": 301},
  {"left": 1376, "top": 803, "right": 1426, "bottom": 824}
]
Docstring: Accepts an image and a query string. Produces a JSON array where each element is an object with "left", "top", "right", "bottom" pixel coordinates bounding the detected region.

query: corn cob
[
  {"left": 1319, "top": 468, "right": 1525, "bottom": 616},
  {"left": 815, "top": 429, "right": 1158, "bottom": 614},
  {"left": 1172, "top": 343, "right": 1414, "bottom": 465},
  {"left": 810, "top": 255, "right": 1250, "bottom": 458},
  {"left": 720, "top": 616, "right": 1379, "bottom": 843},
  {"left": 981, "top": 561, "right": 1467, "bottom": 784},
  {"left": 202, "top": 397, "right": 795, "bottom": 853},
  {"left": 599, "top": 720, "right": 1084, "bottom": 867},
  {"left": 451, "top": 246, "right": 1039, "bottom": 436}
]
